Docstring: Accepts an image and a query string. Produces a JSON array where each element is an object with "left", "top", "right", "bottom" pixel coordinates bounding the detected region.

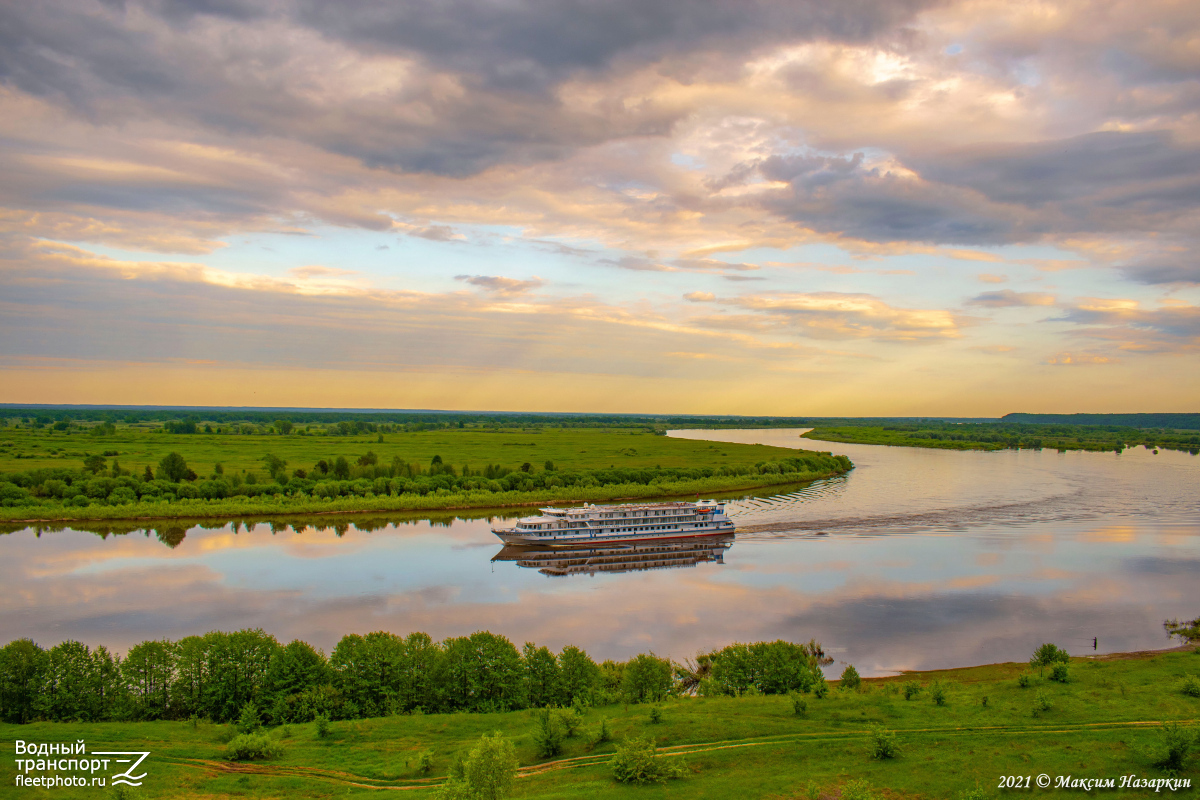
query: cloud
[
  {"left": 977, "top": 273, "right": 1007, "bottom": 284},
  {"left": 1055, "top": 298, "right": 1200, "bottom": 354},
  {"left": 1119, "top": 259, "right": 1200, "bottom": 286},
  {"left": 409, "top": 225, "right": 465, "bottom": 242},
  {"left": 970, "top": 345, "right": 1015, "bottom": 354},
  {"left": 602, "top": 256, "right": 673, "bottom": 272},
  {"left": 696, "top": 291, "right": 963, "bottom": 341},
  {"left": 454, "top": 274, "right": 545, "bottom": 295},
  {"left": 684, "top": 291, "right": 716, "bottom": 302},
  {"left": 288, "top": 265, "right": 358, "bottom": 280},
  {"left": 672, "top": 257, "right": 759, "bottom": 272},
  {"left": 965, "top": 290, "right": 1057, "bottom": 308},
  {"left": 1044, "top": 352, "right": 1118, "bottom": 366}
]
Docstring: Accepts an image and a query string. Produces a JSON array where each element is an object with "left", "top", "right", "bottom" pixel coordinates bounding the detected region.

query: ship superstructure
[
  {"left": 490, "top": 499, "right": 734, "bottom": 545},
  {"left": 492, "top": 535, "right": 733, "bottom": 577}
]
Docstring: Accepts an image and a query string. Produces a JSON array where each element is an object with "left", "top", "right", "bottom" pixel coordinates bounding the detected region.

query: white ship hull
[{"left": 491, "top": 499, "right": 735, "bottom": 546}]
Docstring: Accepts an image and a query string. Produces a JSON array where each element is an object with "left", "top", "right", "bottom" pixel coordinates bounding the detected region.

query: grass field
[
  {"left": 803, "top": 424, "right": 1200, "bottom": 454},
  {"left": 0, "top": 426, "right": 790, "bottom": 476},
  {"left": 0, "top": 427, "right": 853, "bottom": 523},
  {"left": 4, "top": 649, "right": 1198, "bottom": 799}
]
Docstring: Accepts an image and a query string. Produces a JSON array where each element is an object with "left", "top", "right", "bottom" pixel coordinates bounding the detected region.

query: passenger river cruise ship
[{"left": 491, "top": 499, "right": 734, "bottom": 545}]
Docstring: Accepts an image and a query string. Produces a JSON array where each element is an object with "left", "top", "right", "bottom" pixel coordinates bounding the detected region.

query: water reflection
[
  {"left": 492, "top": 535, "right": 734, "bottom": 577},
  {"left": 2, "top": 431, "right": 1197, "bottom": 676}
]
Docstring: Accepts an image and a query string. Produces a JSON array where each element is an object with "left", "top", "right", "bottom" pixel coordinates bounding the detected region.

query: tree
[
  {"left": 274, "top": 419, "right": 293, "bottom": 435},
  {"left": 464, "top": 731, "right": 518, "bottom": 800},
  {"left": 840, "top": 664, "right": 861, "bottom": 691},
  {"left": 262, "top": 453, "right": 288, "bottom": 480},
  {"left": 0, "top": 639, "right": 46, "bottom": 723},
  {"left": 622, "top": 653, "right": 674, "bottom": 703},
  {"left": 123, "top": 639, "right": 176, "bottom": 720},
  {"left": 559, "top": 645, "right": 601, "bottom": 704},
  {"left": 158, "top": 452, "right": 189, "bottom": 482},
  {"left": 333, "top": 456, "right": 350, "bottom": 480},
  {"left": 83, "top": 454, "right": 107, "bottom": 474},
  {"left": 357, "top": 451, "right": 378, "bottom": 467},
  {"left": 1029, "top": 643, "right": 1070, "bottom": 675},
  {"left": 520, "top": 643, "right": 562, "bottom": 708}
]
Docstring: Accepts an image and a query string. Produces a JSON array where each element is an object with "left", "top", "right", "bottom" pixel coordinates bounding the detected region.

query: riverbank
[
  {"left": 803, "top": 422, "right": 1200, "bottom": 454},
  {"left": 2, "top": 647, "right": 1196, "bottom": 798}
]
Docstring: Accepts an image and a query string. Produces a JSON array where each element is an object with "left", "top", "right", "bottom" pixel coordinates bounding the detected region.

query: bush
[
  {"left": 555, "top": 707, "right": 583, "bottom": 737},
  {"left": 590, "top": 718, "right": 612, "bottom": 747},
  {"left": 610, "top": 737, "right": 685, "bottom": 785},
  {"left": 1030, "top": 643, "right": 1070, "bottom": 674},
  {"left": 902, "top": 681, "right": 921, "bottom": 700},
  {"left": 870, "top": 726, "right": 899, "bottom": 760},
  {"left": 417, "top": 749, "right": 435, "bottom": 775},
  {"left": 236, "top": 702, "right": 261, "bottom": 734},
  {"left": 958, "top": 784, "right": 990, "bottom": 800},
  {"left": 533, "top": 708, "right": 566, "bottom": 758},
  {"left": 225, "top": 733, "right": 283, "bottom": 761},
  {"left": 1050, "top": 663, "right": 1070, "bottom": 683},
  {"left": 439, "top": 731, "right": 518, "bottom": 800},
  {"left": 1148, "top": 721, "right": 1197, "bottom": 773},
  {"left": 315, "top": 713, "right": 330, "bottom": 738},
  {"left": 930, "top": 681, "right": 948, "bottom": 706},
  {"left": 1180, "top": 674, "right": 1200, "bottom": 698},
  {"left": 649, "top": 706, "right": 663, "bottom": 724},
  {"left": 792, "top": 694, "right": 808, "bottom": 716},
  {"left": 840, "top": 778, "right": 878, "bottom": 800},
  {"left": 813, "top": 674, "right": 829, "bottom": 699},
  {"left": 1017, "top": 673, "right": 1033, "bottom": 688},
  {"left": 1032, "top": 691, "right": 1052, "bottom": 717},
  {"left": 840, "top": 664, "right": 861, "bottom": 691}
]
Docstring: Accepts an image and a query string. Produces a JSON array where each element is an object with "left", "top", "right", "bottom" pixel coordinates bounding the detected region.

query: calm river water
[{"left": 2, "top": 430, "right": 1197, "bottom": 676}]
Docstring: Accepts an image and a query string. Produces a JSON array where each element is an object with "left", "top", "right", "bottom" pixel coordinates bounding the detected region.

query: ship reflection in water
[{"left": 491, "top": 534, "right": 735, "bottom": 578}]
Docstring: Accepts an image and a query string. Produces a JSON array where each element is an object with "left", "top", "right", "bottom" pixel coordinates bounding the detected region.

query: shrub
[
  {"left": 315, "top": 713, "right": 330, "bottom": 738},
  {"left": 930, "top": 681, "right": 948, "bottom": 706},
  {"left": 225, "top": 733, "right": 283, "bottom": 761},
  {"left": 610, "top": 737, "right": 685, "bottom": 785},
  {"left": 792, "top": 694, "right": 808, "bottom": 716},
  {"left": 533, "top": 708, "right": 566, "bottom": 758},
  {"left": 417, "top": 749, "right": 435, "bottom": 775},
  {"left": 902, "top": 681, "right": 921, "bottom": 700},
  {"left": 1032, "top": 691, "right": 1052, "bottom": 717},
  {"left": 1050, "top": 663, "right": 1070, "bottom": 683},
  {"left": 840, "top": 664, "right": 861, "bottom": 691},
  {"left": 813, "top": 674, "right": 829, "bottom": 699},
  {"left": 1180, "top": 674, "right": 1200, "bottom": 698},
  {"left": 958, "top": 784, "right": 990, "bottom": 800},
  {"left": 590, "top": 718, "right": 612, "bottom": 747},
  {"left": 649, "top": 706, "right": 663, "bottom": 724},
  {"left": 1030, "top": 643, "right": 1070, "bottom": 674},
  {"left": 870, "top": 726, "right": 899, "bottom": 760},
  {"left": 555, "top": 707, "right": 583, "bottom": 737},
  {"left": 439, "top": 731, "right": 518, "bottom": 800},
  {"left": 1148, "top": 721, "right": 1197, "bottom": 773},
  {"left": 236, "top": 702, "right": 261, "bottom": 735},
  {"left": 1017, "top": 673, "right": 1033, "bottom": 688},
  {"left": 840, "top": 778, "right": 878, "bottom": 800}
]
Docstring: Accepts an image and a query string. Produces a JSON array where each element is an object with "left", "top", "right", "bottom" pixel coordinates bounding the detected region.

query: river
[{"left": 2, "top": 429, "right": 1196, "bottom": 676}]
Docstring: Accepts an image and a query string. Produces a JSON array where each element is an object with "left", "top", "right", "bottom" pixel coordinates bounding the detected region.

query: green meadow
[
  {"left": 0, "top": 425, "right": 852, "bottom": 522},
  {"left": 3, "top": 649, "right": 1198, "bottom": 799},
  {"left": 803, "top": 422, "right": 1200, "bottom": 454}
]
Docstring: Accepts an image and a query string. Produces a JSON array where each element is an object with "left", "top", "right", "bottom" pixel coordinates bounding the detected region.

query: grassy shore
[
  {"left": 804, "top": 423, "right": 1200, "bottom": 454},
  {"left": 3, "top": 648, "right": 1198, "bottom": 799}
]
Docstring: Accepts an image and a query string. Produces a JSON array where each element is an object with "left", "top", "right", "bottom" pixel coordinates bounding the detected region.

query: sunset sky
[{"left": 1, "top": 0, "right": 1198, "bottom": 415}]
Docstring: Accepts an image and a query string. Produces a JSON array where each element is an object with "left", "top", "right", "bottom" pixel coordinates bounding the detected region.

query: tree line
[
  {"left": 0, "top": 630, "right": 830, "bottom": 725},
  {"left": 0, "top": 452, "right": 853, "bottom": 509}
]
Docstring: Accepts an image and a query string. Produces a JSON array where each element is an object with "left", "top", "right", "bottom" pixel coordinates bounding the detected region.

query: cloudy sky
[{"left": 1, "top": 0, "right": 1197, "bottom": 415}]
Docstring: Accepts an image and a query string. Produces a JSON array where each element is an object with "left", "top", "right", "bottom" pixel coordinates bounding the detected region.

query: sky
[{"left": 1, "top": 0, "right": 1198, "bottom": 416}]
